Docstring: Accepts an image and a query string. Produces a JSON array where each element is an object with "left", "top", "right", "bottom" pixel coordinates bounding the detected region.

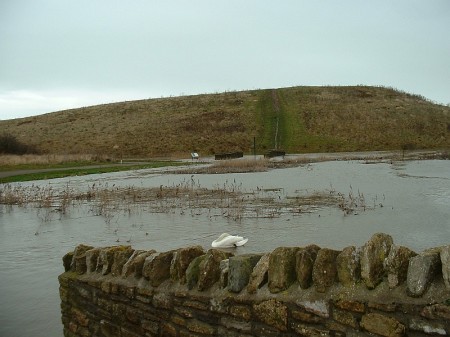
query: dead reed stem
[{"left": 0, "top": 179, "right": 379, "bottom": 223}]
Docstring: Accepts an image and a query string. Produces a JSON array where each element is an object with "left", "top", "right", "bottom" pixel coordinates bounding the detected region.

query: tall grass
[
  {"left": 0, "top": 154, "right": 110, "bottom": 167},
  {"left": 208, "top": 158, "right": 269, "bottom": 173}
]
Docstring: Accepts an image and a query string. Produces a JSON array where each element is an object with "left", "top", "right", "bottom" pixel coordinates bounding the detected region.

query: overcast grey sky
[{"left": 1, "top": 0, "right": 449, "bottom": 120}]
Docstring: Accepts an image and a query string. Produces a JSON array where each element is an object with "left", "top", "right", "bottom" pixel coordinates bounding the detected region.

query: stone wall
[{"left": 59, "top": 233, "right": 450, "bottom": 337}]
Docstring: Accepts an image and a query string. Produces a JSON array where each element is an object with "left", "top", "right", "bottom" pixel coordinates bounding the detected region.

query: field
[{"left": 1, "top": 86, "right": 449, "bottom": 158}]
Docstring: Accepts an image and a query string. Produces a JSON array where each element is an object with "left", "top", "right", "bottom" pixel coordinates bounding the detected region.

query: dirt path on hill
[{"left": 271, "top": 89, "right": 281, "bottom": 149}]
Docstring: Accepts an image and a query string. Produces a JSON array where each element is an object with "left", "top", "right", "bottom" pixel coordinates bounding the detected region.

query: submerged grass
[{"left": 0, "top": 174, "right": 379, "bottom": 225}]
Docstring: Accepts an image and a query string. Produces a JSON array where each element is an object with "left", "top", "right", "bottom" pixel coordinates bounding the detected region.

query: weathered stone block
[
  {"left": 220, "top": 316, "right": 252, "bottom": 332},
  {"left": 368, "top": 302, "right": 397, "bottom": 312},
  {"left": 219, "top": 259, "right": 229, "bottom": 288},
  {"left": 384, "top": 244, "right": 416, "bottom": 289},
  {"left": 296, "top": 244, "right": 320, "bottom": 289},
  {"left": 228, "top": 254, "right": 262, "bottom": 293},
  {"left": 85, "top": 248, "right": 101, "bottom": 273},
  {"left": 312, "top": 248, "right": 340, "bottom": 293},
  {"left": 360, "top": 313, "right": 405, "bottom": 337},
  {"left": 71, "top": 307, "right": 89, "bottom": 327},
  {"left": 111, "top": 246, "right": 134, "bottom": 277},
  {"left": 296, "top": 300, "right": 330, "bottom": 318},
  {"left": 332, "top": 309, "right": 358, "bottom": 329},
  {"left": 210, "top": 297, "right": 228, "bottom": 315},
  {"left": 171, "top": 314, "right": 186, "bottom": 327},
  {"left": 185, "top": 255, "right": 206, "bottom": 290},
  {"left": 336, "top": 246, "right": 360, "bottom": 287},
  {"left": 100, "top": 319, "right": 121, "bottom": 337},
  {"left": 184, "top": 299, "right": 209, "bottom": 311},
  {"left": 97, "top": 246, "right": 128, "bottom": 276},
  {"left": 197, "top": 249, "right": 233, "bottom": 291},
  {"left": 247, "top": 253, "right": 269, "bottom": 294},
  {"left": 122, "top": 249, "right": 155, "bottom": 278},
  {"left": 326, "top": 322, "right": 348, "bottom": 336},
  {"left": 63, "top": 251, "right": 74, "bottom": 272},
  {"left": 253, "top": 299, "right": 288, "bottom": 331},
  {"left": 141, "top": 319, "right": 159, "bottom": 335},
  {"left": 187, "top": 319, "right": 215, "bottom": 335},
  {"left": 170, "top": 245, "right": 204, "bottom": 284},
  {"left": 143, "top": 250, "right": 175, "bottom": 287},
  {"left": 268, "top": 247, "right": 298, "bottom": 293},
  {"left": 409, "top": 318, "right": 446, "bottom": 335},
  {"left": 440, "top": 245, "right": 450, "bottom": 289},
  {"left": 76, "top": 286, "right": 91, "bottom": 300},
  {"left": 407, "top": 251, "right": 441, "bottom": 297},
  {"left": 218, "top": 326, "right": 252, "bottom": 337},
  {"left": 161, "top": 322, "right": 177, "bottom": 337},
  {"left": 291, "top": 323, "right": 330, "bottom": 336},
  {"left": 153, "top": 292, "right": 173, "bottom": 309},
  {"left": 120, "top": 327, "right": 141, "bottom": 337},
  {"left": 59, "top": 287, "right": 68, "bottom": 304},
  {"left": 229, "top": 305, "right": 251, "bottom": 321},
  {"left": 71, "top": 244, "right": 94, "bottom": 274},
  {"left": 255, "top": 324, "right": 287, "bottom": 337},
  {"left": 125, "top": 308, "right": 141, "bottom": 324},
  {"left": 136, "top": 283, "right": 153, "bottom": 299},
  {"left": 421, "top": 304, "right": 450, "bottom": 321},
  {"left": 334, "top": 300, "right": 365, "bottom": 313},
  {"left": 174, "top": 306, "right": 194, "bottom": 319},
  {"left": 68, "top": 321, "right": 77, "bottom": 334},
  {"left": 291, "top": 310, "right": 324, "bottom": 324},
  {"left": 360, "top": 233, "right": 393, "bottom": 289}
]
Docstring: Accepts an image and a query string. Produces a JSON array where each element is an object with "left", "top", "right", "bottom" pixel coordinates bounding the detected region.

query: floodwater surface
[{"left": 0, "top": 159, "right": 449, "bottom": 336}]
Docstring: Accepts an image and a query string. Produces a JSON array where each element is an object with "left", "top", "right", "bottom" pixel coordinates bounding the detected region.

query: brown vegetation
[
  {"left": 0, "top": 133, "right": 38, "bottom": 154},
  {"left": 0, "top": 153, "right": 108, "bottom": 167},
  {"left": 0, "top": 177, "right": 377, "bottom": 224},
  {"left": 182, "top": 158, "right": 270, "bottom": 174},
  {"left": 1, "top": 86, "right": 449, "bottom": 158}
]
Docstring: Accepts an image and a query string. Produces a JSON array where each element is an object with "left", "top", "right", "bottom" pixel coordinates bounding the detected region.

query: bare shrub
[{"left": 0, "top": 134, "right": 38, "bottom": 155}]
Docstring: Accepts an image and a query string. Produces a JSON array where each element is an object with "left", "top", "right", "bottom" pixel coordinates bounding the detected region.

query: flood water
[{"left": 1, "top": 159, "right": 449, "bottom": 337}]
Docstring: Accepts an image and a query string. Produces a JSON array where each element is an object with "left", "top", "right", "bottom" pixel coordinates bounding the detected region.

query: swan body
[{"left": 211, "top": 233, "right": 248, "bottom": 248}]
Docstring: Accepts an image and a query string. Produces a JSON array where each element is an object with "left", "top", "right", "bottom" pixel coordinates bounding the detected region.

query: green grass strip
[{"left": 0, "top": 161, "right": 187, "bottom": 183}]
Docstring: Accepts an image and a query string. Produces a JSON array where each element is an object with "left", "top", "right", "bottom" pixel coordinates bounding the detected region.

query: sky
[{"left": 1, "top": 0, "right": 449, "bottom": 120}]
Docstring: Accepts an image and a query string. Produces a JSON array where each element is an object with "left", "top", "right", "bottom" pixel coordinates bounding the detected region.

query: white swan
[{"left": 211, "top": 233, "right": 248, "bottom": 248}]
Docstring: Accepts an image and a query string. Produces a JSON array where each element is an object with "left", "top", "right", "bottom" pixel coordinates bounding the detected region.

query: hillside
[{"left": 1, "top": 86, "right": 449, "bottom": 158}]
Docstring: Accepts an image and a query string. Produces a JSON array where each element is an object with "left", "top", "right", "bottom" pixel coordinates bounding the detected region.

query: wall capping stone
[{"left": 60, "top": 233, "right": 450, "bottom": 336}]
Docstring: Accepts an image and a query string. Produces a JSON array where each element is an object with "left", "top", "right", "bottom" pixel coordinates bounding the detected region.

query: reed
[{"left": 0, "top": 178, "right": 379, "bottom": 223}]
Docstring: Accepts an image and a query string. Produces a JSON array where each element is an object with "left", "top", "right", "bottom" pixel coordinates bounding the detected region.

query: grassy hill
[{"left": 1, "top": 86, "right": 449, "bottom": 158}]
